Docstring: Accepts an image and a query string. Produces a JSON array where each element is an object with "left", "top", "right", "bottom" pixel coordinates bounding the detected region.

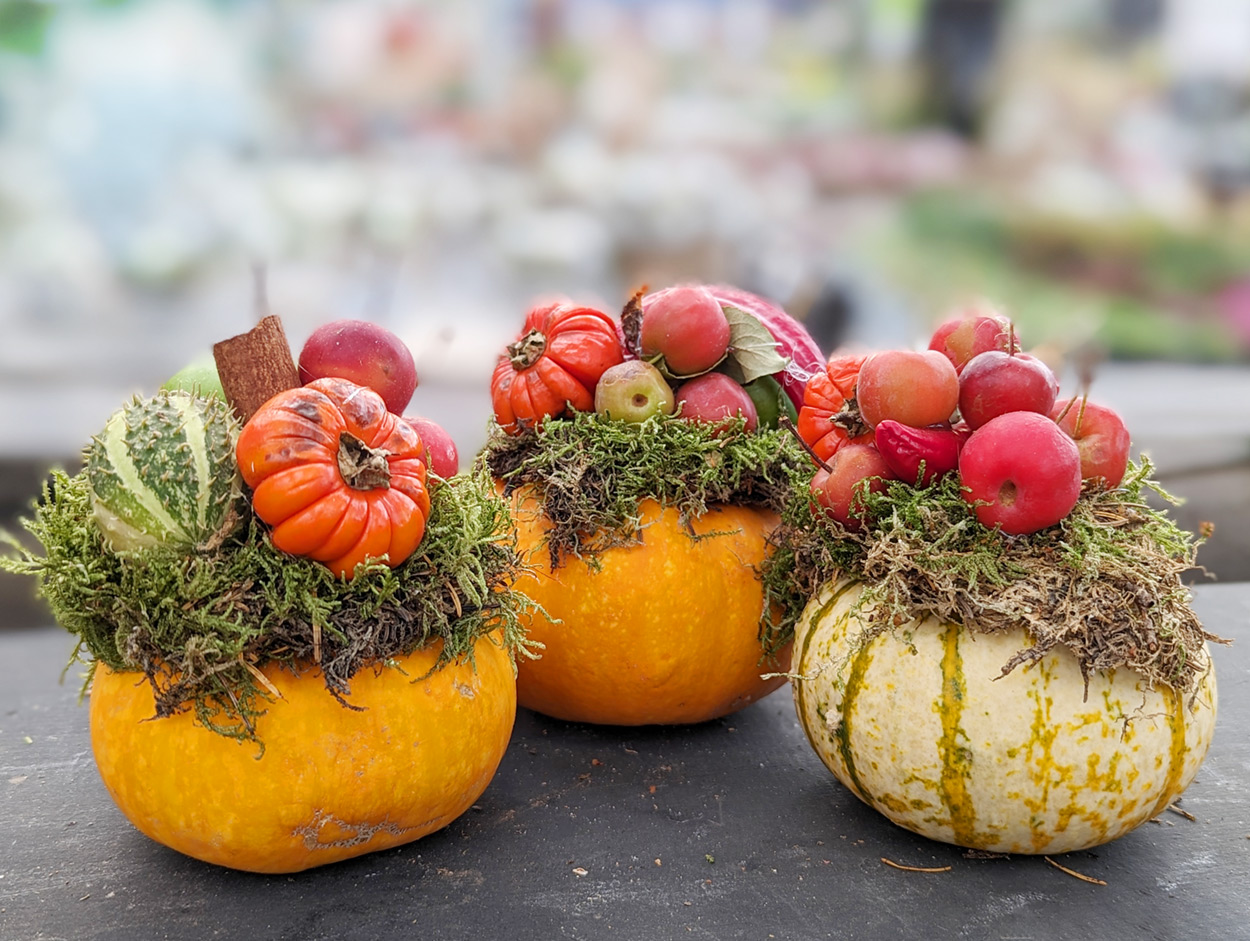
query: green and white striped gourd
[
  {"left": 792, "top": 580, "right": 1218, "bottom": 855},
  {"left": 86, "top": 390, "right": 244, "bottom": 553}
]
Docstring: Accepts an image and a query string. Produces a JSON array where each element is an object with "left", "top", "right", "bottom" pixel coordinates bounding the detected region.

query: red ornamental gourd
[
  {"left": 491, "top": 302, "right": 625, "bottom": 433},
  {"left": 797, "top": 353, "right": 873, "bottom": 462},
  {"left": 236, "top": 377, "right": 432, "bottom": 578}
]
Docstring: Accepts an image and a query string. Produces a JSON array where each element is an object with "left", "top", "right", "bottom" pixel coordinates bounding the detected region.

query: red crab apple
[
  {"left": 1050, "top": 398, "right": 1131, "bottom": 489},
  {"left": 958, "top": 350, "right": 1059, "bottom": 430},
  {"left": 675, "top": 372, "right": 758, "bottom": 432},
  {"left": 810, "top": 444, "right": 897, "bottom": 531},
  {"left": 929, "top": 309, "right": 1019, "bottom": 373},
  {"left": 299, "top": 320, "right": 418, "bottom": 414},
  {"left": 403, "top": 416, "right": 459, "bottom": 479},
  {"left": 594, "top": 361, "right": 676, "bottom": 423},
  {"left": 959, "top": 411, "right": 1082, "bottom": 535},
  {"left": 641, "top": 286, "right": 731, "bottom": 375},
  {"left": 856, "top": 349, "right": 959, "bottom": 429}
]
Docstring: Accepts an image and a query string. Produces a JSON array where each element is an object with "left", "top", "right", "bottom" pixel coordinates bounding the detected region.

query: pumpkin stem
[
  {"left": 507, "top": 329, "right": 547, "bottom": 370},
  {"left": 338, "top": 433, "right": 391, "bottom": 490}
]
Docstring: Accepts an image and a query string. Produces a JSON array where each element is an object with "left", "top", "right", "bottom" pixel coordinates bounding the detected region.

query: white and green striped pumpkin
[
  {"left": 86, "top": 390, "right": 243, "bottom": 553},
  {"left": 792, "top": 580, "right": 1218, "bottom": 855}
]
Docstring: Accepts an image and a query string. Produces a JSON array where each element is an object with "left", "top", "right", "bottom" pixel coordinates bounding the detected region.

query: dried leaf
[{"left": 722, "top": 305, "right": 787, "bottom": 384}]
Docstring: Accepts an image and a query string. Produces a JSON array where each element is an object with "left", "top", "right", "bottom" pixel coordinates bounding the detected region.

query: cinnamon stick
[{"left": 213, "top": 315, "right": 300, "bottom": 422}]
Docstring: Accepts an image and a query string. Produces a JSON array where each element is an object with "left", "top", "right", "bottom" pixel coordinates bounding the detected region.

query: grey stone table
[{"left": 1, "top": 585, "right": 1248, "bottom": 941}]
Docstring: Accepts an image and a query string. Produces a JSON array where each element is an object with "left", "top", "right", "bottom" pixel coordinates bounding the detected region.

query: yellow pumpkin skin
[
  {"left": 89, "top": 634, "right": 516, "bottom": 873},
  {"left": 510, "top": 492, "right": 790, "bottom": 725},
  {"left": 793, "top": 581, "right": 1218, "bottom": 855}
]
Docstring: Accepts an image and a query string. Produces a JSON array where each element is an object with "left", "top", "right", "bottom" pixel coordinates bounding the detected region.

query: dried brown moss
[{"left": 762, "top": 458, "right": 1223, "bottom": 695}]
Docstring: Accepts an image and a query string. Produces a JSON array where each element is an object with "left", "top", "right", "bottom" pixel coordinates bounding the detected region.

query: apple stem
[{"left": 779, "top": 416, "right": 834, "bottom": 473}]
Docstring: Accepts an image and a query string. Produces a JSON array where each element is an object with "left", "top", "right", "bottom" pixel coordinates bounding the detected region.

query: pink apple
[
  {"left": 299, "top": 320, "right": 418, "bottom": 414},
  {"left": 809, "top": 444, "right": 897, "bottom": 531},
  {"left": 959, "top": 411, "right": 1082, "bottom": 535},
  {"left": 403, "top": 415, "right": 459, "bottom": 479},
  {"left": 674, "top": 372, "right": 758, "bottom": 432},
  {"left": 958, "top": 350, "right": 1059, "bottom": 429},
  {"left": 1050, "top": 398, "right": 1131, "bottom": 489}
]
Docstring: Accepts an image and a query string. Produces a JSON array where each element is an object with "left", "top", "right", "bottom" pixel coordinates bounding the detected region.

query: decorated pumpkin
[
  {"left": 510, "top": 492, "right": 786, "bottom": 725},
  {"left": 90, "top": 634, "right": 515, "bottom": 873},
  {"left": 484, "top": 286, "right": 821, "bottom": 726},
  {"left": 792, "top": 581, "right": 1217, "bottom": 854},
  {"left": 2, "top": 317, "right": 528, "bottom": 873}
]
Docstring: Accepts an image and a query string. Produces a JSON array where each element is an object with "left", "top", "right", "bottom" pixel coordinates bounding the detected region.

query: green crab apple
[
  {"left": 298, "top": 320, "right": 418, "bottom": 414},
  {"left": 594, "top": 361, "right": 676, "bottom": 423}
]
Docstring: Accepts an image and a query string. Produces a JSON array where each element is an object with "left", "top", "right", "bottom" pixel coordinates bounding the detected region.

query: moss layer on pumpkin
[
  {"left": 762, "top": 457, "right": 1223, "bottom": 696},
  {"left": 1, "top": 463, "right": 531, "bottom": 742},
  {"left": 483, "top": 410, "right": 809, "bottom": 568}
]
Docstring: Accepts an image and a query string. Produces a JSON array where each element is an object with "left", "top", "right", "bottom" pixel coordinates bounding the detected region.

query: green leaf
[{"left": 722, "top": 305, "right": 787, "bottom": 384}]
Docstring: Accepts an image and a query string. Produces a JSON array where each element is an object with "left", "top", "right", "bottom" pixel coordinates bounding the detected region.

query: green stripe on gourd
[{"left": 86, "top": 391, "right": 243, "bottom": 553}]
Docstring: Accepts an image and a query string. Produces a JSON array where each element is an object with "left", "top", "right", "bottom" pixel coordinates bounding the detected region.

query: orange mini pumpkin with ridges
[
  {"left": 89, "top": 634, "right": 516, "bottom": 873},
  {"left": 509, "top": 491, "right": 790, "bottom": 725},
  {"left": 236, "top": 377, "right": 431, "bottom": 578}
]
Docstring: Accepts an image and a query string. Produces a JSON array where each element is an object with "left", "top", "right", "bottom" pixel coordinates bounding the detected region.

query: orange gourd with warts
[{"left": 236, "top": 377, "right": 431, "bottom": 577}]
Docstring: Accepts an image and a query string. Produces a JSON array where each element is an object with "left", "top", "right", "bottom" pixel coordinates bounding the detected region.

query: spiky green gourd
[{"left": 86, "top": 390, "right": 243, "bottom": 553}]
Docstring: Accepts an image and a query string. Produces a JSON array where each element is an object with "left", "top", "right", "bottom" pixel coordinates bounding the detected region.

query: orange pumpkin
[
  {"left": 509, "top": 491, "right": 790, "bottom": 725},
  {"left": 490, "top": 302, "right": 624, "bottom": 433},
  {"left": 236, "top": 377, "right": 431, "bottom": 577},
  {"left": 89, "top": 633, "right": 516, "bottom": 873},
  {"left": 797, "top": 353, "right": 873, "bottom": 462}
]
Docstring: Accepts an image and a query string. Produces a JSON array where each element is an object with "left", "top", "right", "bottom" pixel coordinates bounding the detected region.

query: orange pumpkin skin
[
  {"left": 509, "top": 492, "right": 790, "bottom": 725},
  {"left": 491, "top": 302, "right": 624, "bottom": 433},
  {"left": 89, "top": 635, "right": 516, "bottom": 873},
  {"left": 236, "top": 377, "right": 431, "bottom": 578}
]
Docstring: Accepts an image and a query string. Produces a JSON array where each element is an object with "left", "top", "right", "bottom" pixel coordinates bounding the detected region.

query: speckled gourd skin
[
  {"left": 85, "top": 390, "right": 243, "bottom": 552},
  {"left": 793, "top": 580, "right": 1218, "bottom": 855}
]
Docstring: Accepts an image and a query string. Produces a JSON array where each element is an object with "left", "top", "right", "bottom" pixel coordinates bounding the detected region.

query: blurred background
[{"left": 4, "top": 0, "right": 1250, "bottom": 626}]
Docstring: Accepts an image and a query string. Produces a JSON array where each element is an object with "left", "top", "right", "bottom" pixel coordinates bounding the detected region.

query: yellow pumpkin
[
  {"left": 89, "top": 633, "right": 516, "bottom": 873},
  {"left": 792, "top": 581, "right": 1217, "bottom": 855},
  {"left": 509, "top": 490, "right": 790, "bottom": 725}
]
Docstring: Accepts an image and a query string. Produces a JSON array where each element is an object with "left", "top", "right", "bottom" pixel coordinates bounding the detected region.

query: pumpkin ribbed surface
[
  {"left": 89, "top": 634, "right": 516, "bottom": 873},
  {"left": 793, "top": 581, "right": 1217, "bottom": 855},
  {"left": 510, "top": 491, "right": 789, "bottom": 725}
]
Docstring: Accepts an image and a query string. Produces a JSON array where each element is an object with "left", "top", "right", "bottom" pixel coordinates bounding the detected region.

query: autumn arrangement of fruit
[
  {"left": 0, "top": 278, "right": 1226, "bottom": 872},
  {"left": 482, "top": 284, "right": 822, "bottom": 725},
  {"left": 768, "top": 307, "right": 1223, "bottom": 855},
  {"left": 1, "top": 315, "right": 527, "bottom": 874}
]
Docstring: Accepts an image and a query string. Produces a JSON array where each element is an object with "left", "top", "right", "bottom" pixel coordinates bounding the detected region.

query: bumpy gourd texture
[
  {"left": 90, "top": 633, "right": 516, "bottom": 873},
  {"left": 793, "top": 581, "right": 1217, "bottom": 854},
  {"left": 510, "top": 493, "right": 790, "bottom": 725}
]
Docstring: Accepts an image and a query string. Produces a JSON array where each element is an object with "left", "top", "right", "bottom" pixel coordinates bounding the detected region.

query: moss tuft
[
  {"left": 762, "top": 458, "right": 1222, "bottom": 695},
  {"left": 1, "top": 461, "right": 531, "bottom": 742}
]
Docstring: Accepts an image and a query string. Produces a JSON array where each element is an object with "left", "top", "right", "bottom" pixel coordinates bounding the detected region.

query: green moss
[
  {"left": 1, "top": 462, "right": 531, "bottom": 743},
  {"left": 762, "top": 458, "right": 1219, "bottom": 695},
  {"left": 484, "top": 411, "right": 809, "bottom": 566}
]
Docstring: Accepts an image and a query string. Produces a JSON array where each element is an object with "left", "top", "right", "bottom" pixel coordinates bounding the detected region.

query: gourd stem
[
  {"left": 507, "top": 329, "right": 547, "bottom": 370},
  {"left": 338, "top": 433, "right": 391, "bottom": 490}
]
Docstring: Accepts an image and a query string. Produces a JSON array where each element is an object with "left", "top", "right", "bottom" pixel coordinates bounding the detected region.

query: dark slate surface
[{"left": 1, "top": 585, "right": 1248, "bottom": 941}]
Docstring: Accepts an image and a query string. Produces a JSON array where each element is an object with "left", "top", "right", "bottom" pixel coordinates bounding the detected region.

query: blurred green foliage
[{"left": 862, "top": 190, "right": 1247, "bottom": 362}]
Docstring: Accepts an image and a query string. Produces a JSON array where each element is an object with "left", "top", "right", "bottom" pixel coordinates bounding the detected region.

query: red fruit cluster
[
  {"left": 801, "top": 307, "right": 1132, "bottom": 536},
  {"left": 489, "top": 284, "right": 823, "bottom": 436}
]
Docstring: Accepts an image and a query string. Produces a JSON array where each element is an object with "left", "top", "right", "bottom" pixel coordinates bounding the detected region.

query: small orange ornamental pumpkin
[
  {"left": 90, "top": 634, "right": 516, "bottom": 873},
  {"left": 509, "top": 491, "right": 790, "bottom": 726},
  {"left": 236, "top": 377, "right": 431, "bottom": 578}
]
